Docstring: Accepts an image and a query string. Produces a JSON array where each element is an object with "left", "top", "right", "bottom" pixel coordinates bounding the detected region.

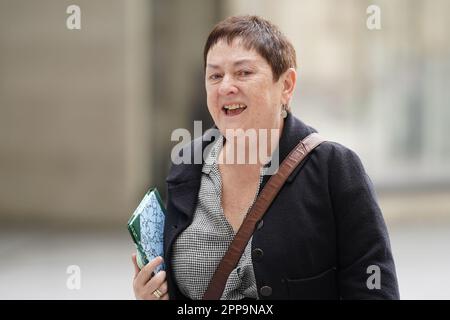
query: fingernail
[{"left": 157, "top": 270, "right": 165, "bottom": 277}]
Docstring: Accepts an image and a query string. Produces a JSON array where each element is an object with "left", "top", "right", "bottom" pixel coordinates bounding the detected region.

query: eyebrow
[{"left": 206, "top": 59, "right": 256, "bottom": 69}]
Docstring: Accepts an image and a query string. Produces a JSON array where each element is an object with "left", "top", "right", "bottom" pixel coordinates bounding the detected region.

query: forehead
[{"left": 206, "top": 38, "right": 267, "bottom": 68}]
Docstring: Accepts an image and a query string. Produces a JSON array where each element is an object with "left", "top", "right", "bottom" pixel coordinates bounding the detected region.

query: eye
[
  {"left": 237, "top": 70, "right": 252, "bottom": 77},
  {"left": 208, "top": 74, "right": 223, "bottom": 81}
]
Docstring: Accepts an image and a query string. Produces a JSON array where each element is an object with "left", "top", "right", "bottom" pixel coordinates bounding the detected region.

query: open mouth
[{"left": 222, "top": 103, "right": 247, "bottom": 117}]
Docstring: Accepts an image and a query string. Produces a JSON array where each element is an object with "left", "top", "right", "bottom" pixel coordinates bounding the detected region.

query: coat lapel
[
  {"left": 166, "top": 128, "right": 219, "bottom": 219},
  {"left": 261, "top": 112, "right": 318, "bottom": 188}
]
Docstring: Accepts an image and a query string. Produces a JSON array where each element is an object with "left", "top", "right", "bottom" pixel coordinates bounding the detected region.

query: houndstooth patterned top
[{"left": 171, "top": 135, "right": 268, "bottom": 300}]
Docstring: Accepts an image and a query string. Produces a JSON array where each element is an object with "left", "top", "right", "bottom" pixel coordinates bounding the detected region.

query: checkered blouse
[{"left": 171, "top": 135, "right": 267, "bottom": 300}]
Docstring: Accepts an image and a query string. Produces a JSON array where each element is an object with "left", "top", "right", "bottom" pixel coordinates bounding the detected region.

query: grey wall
[
  {"left": 0, "top": 0, "right": 134, "bottom": 227},
  {"left": 0, "top": 0, "right": 221, "bottom": 227}
]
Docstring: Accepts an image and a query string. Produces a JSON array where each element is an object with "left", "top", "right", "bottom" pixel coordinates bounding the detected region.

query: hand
[{"left": 132, "top": 253, "right": 169, "bottom": 300}]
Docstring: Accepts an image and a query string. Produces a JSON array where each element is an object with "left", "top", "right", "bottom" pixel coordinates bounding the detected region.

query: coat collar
[
  {"left": 166, "top": 112, "right": 318, "bottom": 218},
  {"left": 272, "top": 112, "right": 318, "bottom": 177}
]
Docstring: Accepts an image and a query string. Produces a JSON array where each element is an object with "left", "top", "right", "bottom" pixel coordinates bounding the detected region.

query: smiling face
[{"left": 205, "top": 38, "right": 292, "bottom": 136}]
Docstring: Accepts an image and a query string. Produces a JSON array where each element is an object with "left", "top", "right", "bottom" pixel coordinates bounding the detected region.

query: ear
[{"left": 280, "top": 68, "right": 297, "bottom": 105}]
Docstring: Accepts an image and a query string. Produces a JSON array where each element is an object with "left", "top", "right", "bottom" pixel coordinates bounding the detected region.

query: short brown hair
[{"left": 204, "top": 15, "right": 297, "bottom": 82}]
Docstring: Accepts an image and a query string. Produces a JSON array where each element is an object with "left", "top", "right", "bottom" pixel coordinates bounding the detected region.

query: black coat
[{"left": 164, "top": 113, "right": 400, "bottom": 300}]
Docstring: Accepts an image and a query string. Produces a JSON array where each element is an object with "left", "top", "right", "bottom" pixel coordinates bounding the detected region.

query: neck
[{"left": 220, "top": 119, "right": 285, "bottom": 166}]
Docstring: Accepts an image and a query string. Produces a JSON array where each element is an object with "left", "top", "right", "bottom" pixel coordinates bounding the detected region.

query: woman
[{"left": 132, "top": 15, "right": 399, "bottom": 300}]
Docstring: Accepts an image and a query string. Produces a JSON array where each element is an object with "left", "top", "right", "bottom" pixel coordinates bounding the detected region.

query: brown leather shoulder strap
[{"left": 203, "top": 132, "right": 326, "bottom": 300}]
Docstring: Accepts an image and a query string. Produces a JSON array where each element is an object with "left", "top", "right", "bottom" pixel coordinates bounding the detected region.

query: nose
[{"left": 218, "top": 75, "right": 238, "bottom": 96}]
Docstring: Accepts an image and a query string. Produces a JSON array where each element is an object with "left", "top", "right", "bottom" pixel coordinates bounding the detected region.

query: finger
[
  {"left": 131, "top": 253, "right": 140, "bottom": 279},
  {"left": 157, "top": 281, "right": 168, "bottom": 295},
  {"left": 145, "top": 270, "right": 166, "bottom": 293},
  {"left": 136, "top": 256, "right": 163, "bottom": 285},
  {"left": 161, "top": 293, "right": 169, "bottom": 300}
]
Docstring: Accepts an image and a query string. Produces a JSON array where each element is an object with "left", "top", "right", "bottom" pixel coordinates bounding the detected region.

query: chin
[{"left": 219, "top": 122, "right": 251, "bottom": 134}]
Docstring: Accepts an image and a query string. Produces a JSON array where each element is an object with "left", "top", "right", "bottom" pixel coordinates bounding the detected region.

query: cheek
[
  {"left": 250, "top": 80, "right": 278, "bottom": 106},
  {"left": 251, "top": 88, "right": 278, "bottom": 113},
  {"left": 249, "top": 87, "right": 282, "bottom": 126},
  {"left": 206, "top": 88, "right": 217, "bottom": 110}
]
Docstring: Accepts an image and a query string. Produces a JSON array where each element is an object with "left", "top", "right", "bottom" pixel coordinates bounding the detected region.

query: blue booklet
[{"left": 127, "top": 188, "right": 166, "bottom": 273}]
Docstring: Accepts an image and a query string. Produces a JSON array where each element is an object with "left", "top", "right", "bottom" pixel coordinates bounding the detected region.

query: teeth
[{"left": 224, "top": 104, "right": 246, "bottom": 110}]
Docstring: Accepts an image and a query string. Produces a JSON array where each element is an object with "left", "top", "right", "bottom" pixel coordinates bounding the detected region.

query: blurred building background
[{"left": 0, "top": 0, "right": 449, "bottom": 299}]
